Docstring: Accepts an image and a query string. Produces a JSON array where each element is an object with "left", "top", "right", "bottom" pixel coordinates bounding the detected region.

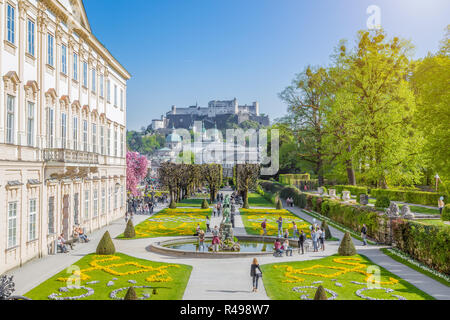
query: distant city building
[{"left": 151, "top": 98, "right": 270, "bottom": 131}]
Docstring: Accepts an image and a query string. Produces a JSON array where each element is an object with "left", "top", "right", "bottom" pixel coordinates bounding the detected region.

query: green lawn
[
  {"left": 398, "top": 205, "right": 440, "bottom": 215},
  {"left": 261, "top": 254, "right": 434, "bottom": 300},
  {"left": 248, "top": 193, "right": 275, "bottom": 207},
  {"left": 240, "top": 208, "right": 312, "bottom": 238},
  {"left": 117, "top": 208, "right": 212, "bottom": 238},
  {"left": 25, "top": 253, "right": 192, "bottom": 300}
]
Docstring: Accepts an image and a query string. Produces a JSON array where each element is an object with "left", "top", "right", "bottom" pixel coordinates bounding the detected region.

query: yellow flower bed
[
  {"left": 240, "top": 209, "right": 311, "bottom": 237},
  {"left": 274, "top": 257, "right": 399, "bottom": 285},
  {"left": 57, "top": 255, "right": 180, "bottom": 283},
  {"left": 130, "top": 208, "right": 211, "bottom": 238}
]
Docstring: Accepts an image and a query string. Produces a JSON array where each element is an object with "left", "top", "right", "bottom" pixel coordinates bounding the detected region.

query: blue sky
[{"left": 83, "top": 0, "right": 450, "bottom": 130}]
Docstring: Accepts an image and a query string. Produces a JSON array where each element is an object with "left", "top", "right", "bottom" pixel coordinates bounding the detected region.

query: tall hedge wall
[
  {"left": 279, "top": 174, "right": 311, "bottom": 185},
  {"left": 371, "top": 189, "right": 446, "bottom": 206},
  {"left": 392, "top": 220, "right": 450, "bottom": 274}
]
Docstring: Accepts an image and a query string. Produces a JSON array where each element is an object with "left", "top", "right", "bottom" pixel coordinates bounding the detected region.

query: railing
[{"left": 43, "top": 149, "right": 99, "bottom": 164}]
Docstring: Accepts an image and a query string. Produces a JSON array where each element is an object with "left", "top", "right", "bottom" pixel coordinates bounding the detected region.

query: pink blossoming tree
[{"left": 126, "top": 151, "right": 148, "bottom": 197}]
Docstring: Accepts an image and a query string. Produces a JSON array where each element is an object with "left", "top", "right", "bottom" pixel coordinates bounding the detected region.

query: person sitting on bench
[
  {"left": 282, "top": 239, "right": 293, "bottom": 256},
  {"left": 77, "top": 227, "right": 89, "bottom": 243},
  {"left": 57, "top": 234, "right": 69, "bottom": 253}
]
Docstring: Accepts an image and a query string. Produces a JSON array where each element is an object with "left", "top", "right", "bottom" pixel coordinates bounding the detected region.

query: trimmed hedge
[
  {"left": 375, "top": 196, "right": 391, "bottom": 209},
  {"left": 392, "top": 219, "right": 450, "bottom": 274},
  {"left": 442, "top": 205, "right": 450, "bottom": 222},
  {"left": 371, "top": 189, "right": 446, "bottom": 206},
  {"left": 279, "top": 174, "right": 311, "bottom": 185}
]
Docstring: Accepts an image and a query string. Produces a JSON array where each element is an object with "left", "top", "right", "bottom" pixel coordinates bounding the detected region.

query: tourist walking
[
  {"left": 212, "top": 226, "right": 220, "bottom": 252},
  {"left": 292, "top": 221, "right": 298, "bottom": 239},
  {"left": 206, "top": 216, "right": 211, "bottom": 233},
  {"left": 250, "top": 258, "right": 263, "bottom": 293},
  {"left": 277, "top": 217, "right": 283, "bottom": 238},
  {"left": 261, "top": 219, "right": 267, "bottom": 237},
  {"left": 320, "top": 227, "right": 326, "bottom": 251},
  {"left": 361, "top": 224, "right": 368, "bottom": 246},
  {"left": 438, "top": 197, "right": 445, "bottom": 215},
  {"left": 298, "top": 230, "right": 306, "bottom": 254},
  {"left": 213, "top": 205, "right": 217, "bottom": 217},
  {"left": 311, "top": 229, "right": 318, "bottom": 252}
]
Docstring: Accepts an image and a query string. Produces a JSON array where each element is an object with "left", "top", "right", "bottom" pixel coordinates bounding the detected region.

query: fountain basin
[{"left": 147, "top": 235, "right": 300, "bottom": 259}]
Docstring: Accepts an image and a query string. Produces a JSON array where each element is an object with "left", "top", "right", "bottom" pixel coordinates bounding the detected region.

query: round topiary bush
[
  {"left": 124, "top": 287, "right": 138, "bottom": 300},
  {"left": 314, "top": 285, "right": 328, "bottom": 300},
  {"left": 375, "top": 196, "right": 390, "bottom": 209},
  {"left": 201, "top": 198, "right": 209, "bottom": 209},
  {"left": 124, "top": 219, "right": 136, "bottom": 238},
  {"left": 96, "top": 231, "right": 116, "bottom": 255},
  {"left": 442, "top": 204, "right": 450, "bottom": 222},
  {"left": 321, "top": 220, "right": 332, "bottom": 240},
  {"left": 276, "top": 199, "right": 283, "bottom": 210},
  {"left": 338, "top": 232, "right": 356, "bottom": 256},
  {"left": 169, "top": 200, "right": 177, "bottom": 209}
]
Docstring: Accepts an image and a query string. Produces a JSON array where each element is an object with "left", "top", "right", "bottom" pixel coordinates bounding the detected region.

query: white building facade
[{"left": 0, "top": 0, "right": 130, "bottom": 274}]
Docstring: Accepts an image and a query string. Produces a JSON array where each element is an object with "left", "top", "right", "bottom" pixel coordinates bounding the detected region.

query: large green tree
[
  {"left": 411, "top": 26, "right": 450, "bottom": 188},
  {"left": 235, "top": 164, "right": 260, "bottom": 208}
]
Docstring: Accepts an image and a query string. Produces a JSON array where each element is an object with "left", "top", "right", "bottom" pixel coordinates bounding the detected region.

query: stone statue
[
  {"left": 385, "top": 203, "right": 400, "bottom": 218},
  {"left": 401, "top": 205, "right": 415, "bottom": 220},
  {"left": 360, "top": 194, "right": 369, "bottom": 205},
  {"left": 329, "top": 189, "right": 337, "bottom": 199},
  {"left": 342, "top": 191, "right": 351, "bottom": 201}
]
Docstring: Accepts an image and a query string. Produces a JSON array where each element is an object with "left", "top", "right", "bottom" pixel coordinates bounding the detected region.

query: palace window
[
  {"left": 47, "top": 34, "right": 54, "bottom": 66},
  {"left": 107, "top": 128, "right": 111, "bottom": 156},
  {"left": 83, "top": 62, "right": 88, "bottom": 87},
  {"left": 114, "top": 130, "right": 118, "bottom": 157},
  {"left": 73, "top": 53, "right": 78, "bottom": 81},
  {"left": 27, "top": 19, "right": 35, "bottom": 56},
  {"left": 8, "top": 202, "right": 17, "bottom": 248},
  {"left": 100, "top": 126, "right": 104, "bottom": 155},
  {"left": 92, "top": 69, "right": 96, "bottom": 93},
  {"left": 61, "top": 45, "right": 67, "bottom": 74},
  {"left": 6, "top": 95, "right": 15, "bottom": 144},
  {"left": 61, "top": 113, "right": 67, "bottom": 149},
  {"left": 83, "top": 120, "right": 88, "bottom": 151},
  {"left": 73, "top": 116, "right": 78, "bottom": 150},
  {"left": 27, "top": 102, "right": 34, "bottom": 147},
  {"left": 120, "top": 132, "right": 124, "bottom": 158},
  {"left": 48, "top": 197, "right": 55, "bottom": 234},
  {"left": 114, "top": 185, "right": 118, "bottom": 209},
  {"left": 101, "top": 187, "right": 106, "bottom": 214},
  {"left": 29, "top": 199, "right": 37, "bottom": 241},
  {"left": 84, "top": 189, "right": 89, "bottom": 219},
  {"left": 47, "top": 108, "right": 54, "bottom": 148},
  {"left": 120, "top": 89, "right": 124, "bottom": 110},
  {"left": 107, "top": 80, "right": 111, "bottom": 102},
  {"left": 7, "top": 4, "right": 15, "bottom": 44},
  {"left": 92, "top": 123, "right": 97, "bottom": 153},
  {"left": 93, "top": 189, "right": 98, "bottom": 217},
  {"left": 114, "top": 85, "right": 118, "bottom": 106},
  {"left": 100, "top": 74, "right": 104, "bottom": 98}
]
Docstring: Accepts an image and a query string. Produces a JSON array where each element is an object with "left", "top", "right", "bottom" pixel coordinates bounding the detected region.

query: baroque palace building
[{"left": 0, "top": 0, "right": 130, "bottom": 274}]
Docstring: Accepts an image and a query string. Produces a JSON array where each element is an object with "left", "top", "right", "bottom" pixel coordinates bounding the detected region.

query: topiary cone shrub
[
  {"left": 124, "top": 219, "right": 136, "bottom": 238},
  {"left": 338, "top": 232, "right": 356, "bottom": 256},
  {"left": 276, "top": 199, "right": 283, "bottom": 210},
  {"left": 169, "top": 200, "right": 177, "bottom": 209},
  {"left": 314, "top": 285, "right": 328, "bottom": 300},
  {"left": 201, "top": 198, "right": 209, "bottom": 209},
  {"left": 322, "top": 220, "right": 332, "bottom": 240},
  {"left": 124, "top": 287, "right": 138, "bottom": 300},
  {"left": 96, "top": 231, "right": 116, "bottom": 255},
  {"left": 442, "top": 204, "right": 450, "bottom": 222}
]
